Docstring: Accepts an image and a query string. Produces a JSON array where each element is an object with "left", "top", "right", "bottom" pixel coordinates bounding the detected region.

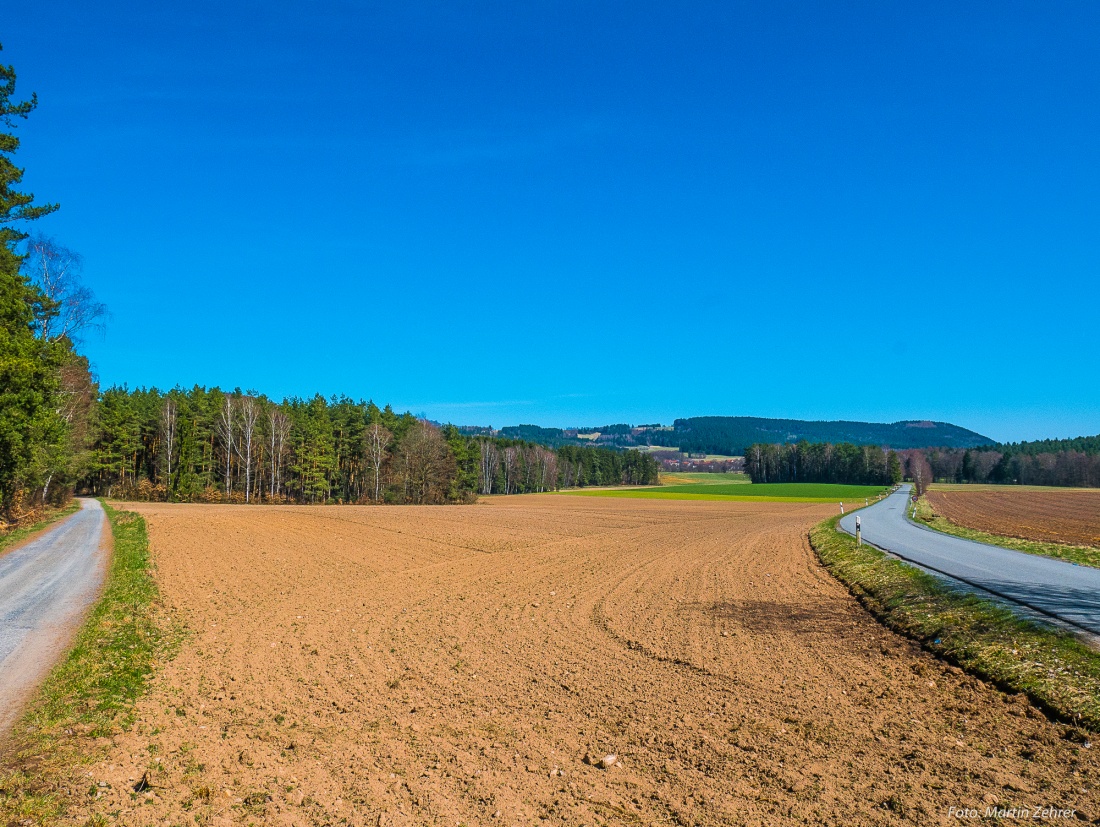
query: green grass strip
[
  {"left": 0, "top": 503, "right": 80, "bottom": 558},
  {"left": 650, "top": 482, "right": 887, "bottom": 498},
  {"left": 564, "top": 489, "right": 855, "bottom": 502},
  {"left": 658, "top": 472, "right": 751, "bottom": 484},
  {"left": 810, "top": 514, "right": 1100, "bottom": 731},
  {"left": 0, "top": 502, "right": 175, "bottom": 825},
  {"left": 563, "top": 482, "right": 888, "bottom": 502},
  {"left": 913, "top": 496, "right": 1100, "bottom": 570}
]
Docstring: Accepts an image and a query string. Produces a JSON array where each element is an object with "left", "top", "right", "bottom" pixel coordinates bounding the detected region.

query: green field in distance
[
  {"left": 658, "top": 472, "right": 750, "bottom": 485},
  {"left": 566, "top": 482, "right": 888, "bottom": 502}
]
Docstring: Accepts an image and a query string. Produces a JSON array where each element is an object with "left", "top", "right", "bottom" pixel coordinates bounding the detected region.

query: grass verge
[
  {"left": 0, "top": 503, "right": 80, "bottom": 559},
  {"left": 0, "top": 502, "right": 176, "bottom": 825},
  {"left": 810, "top": 514, "right": 1100, "bottom": 731},
  {"left": 913, "top": 496, "right": 1100, "bottom": 569}
]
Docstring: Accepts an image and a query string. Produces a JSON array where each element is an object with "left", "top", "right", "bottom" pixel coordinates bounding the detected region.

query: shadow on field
[{"left": 685, "top": 598, "right": 858, "bottom": 638}]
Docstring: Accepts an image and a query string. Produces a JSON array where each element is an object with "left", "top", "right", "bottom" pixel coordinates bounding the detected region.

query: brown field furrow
[
  {"left": 73, "top": 497, "right": 1095, "bottom": 826},
  {"left": 927, "top": 489, "right": 1100, "bottom": 547}
]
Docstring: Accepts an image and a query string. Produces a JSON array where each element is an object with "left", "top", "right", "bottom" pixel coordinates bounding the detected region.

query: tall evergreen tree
[{"left": 0, "top": 44, "right": 69, "bottom": 519}]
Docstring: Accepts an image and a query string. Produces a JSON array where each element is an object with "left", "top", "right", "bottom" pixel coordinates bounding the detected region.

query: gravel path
[{"left": 0, "top": 499, "right": 108, "bottom": 736}]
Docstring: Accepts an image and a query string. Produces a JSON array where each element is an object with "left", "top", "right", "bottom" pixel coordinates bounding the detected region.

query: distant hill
[
  {"left": 648, "top": 417, "right": 994, "bottom": 455},
  {"left": 478, "top": 417, "right": 994, "bottom": 454},
  {"left": 496, "top": 424, "right": 573, "bottom": 445}
]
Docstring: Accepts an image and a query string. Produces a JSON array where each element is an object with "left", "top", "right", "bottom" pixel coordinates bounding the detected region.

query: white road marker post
[{"left": 855, "top": 515, "right": 862, "bottom": 546}]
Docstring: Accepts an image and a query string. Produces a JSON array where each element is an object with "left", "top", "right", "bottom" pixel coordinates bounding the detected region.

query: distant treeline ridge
[
  {"left": 742, "top": 438, "right": 1100, "bottom": 490},
  {"left": 658, "top": 417, "right": 993, "bottom": 456},
  {"left": 475, "top": 417, "right": 995, "bottom": 455},
  {"left": 987, "top": 434, "right": 1100, "bottom": 457}
]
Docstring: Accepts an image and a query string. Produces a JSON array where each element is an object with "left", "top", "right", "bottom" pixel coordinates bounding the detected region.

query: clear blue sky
[{"left": 6, "top": 1, "right": 1098, "bottom": 442}]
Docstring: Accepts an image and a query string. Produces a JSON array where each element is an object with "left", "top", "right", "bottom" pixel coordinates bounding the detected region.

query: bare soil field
[
  {"left": 73, "top": 497, "right": 1095, "bottom": 826},
  {"left": 927, "top": 488, "right": 1100, "bottom": 548}
]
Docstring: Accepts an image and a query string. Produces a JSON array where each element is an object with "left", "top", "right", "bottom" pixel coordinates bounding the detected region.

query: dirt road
[
  {"left": 79, "top": 497, "right": 1095, "bottom": 826},
  {"left": 0, "top": 499, "right": 108, "bottom": 737}
]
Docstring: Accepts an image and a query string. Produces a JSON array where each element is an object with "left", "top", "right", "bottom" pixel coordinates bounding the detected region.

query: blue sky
[{"left": 6, "top": 1, "right": 1098, "bottom": 442}]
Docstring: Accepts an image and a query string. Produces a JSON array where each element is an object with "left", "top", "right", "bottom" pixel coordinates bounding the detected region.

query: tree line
[
  {"left": 85, "top": 387, "right": 661, "bottom": 505},
  {"left": 742, "top": 439, "right": 1100, "bottom": 492},
  {"left": 984, "top": 434, "right": 1100, "bottom": 458},
  {"left": 906, "top": 446, "right": 1100, "bottom": 489},
  {"left": 743, "top": 441, "right": 903, "bottom": 486},
  {"left": 476, "top": 438, "right": 658, "bottom": 495}
]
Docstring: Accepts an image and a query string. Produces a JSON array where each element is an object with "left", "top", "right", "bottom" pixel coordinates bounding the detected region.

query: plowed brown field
[
  {"left": 928, "top": 489, "right": 1100, "bottom": 547},
  {"left": 77, "top": 498, "right": 1095, "bottom": 826}
]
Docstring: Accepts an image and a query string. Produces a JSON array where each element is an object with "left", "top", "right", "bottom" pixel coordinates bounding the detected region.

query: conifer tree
[{"left": 0, "top": 44, "right": 65, "bottom": 518}]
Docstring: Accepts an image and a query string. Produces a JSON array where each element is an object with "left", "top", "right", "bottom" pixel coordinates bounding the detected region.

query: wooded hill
[
  {"left": 479, "top": 417, "right": 995, "bottom": 455},
  {"left": 652, "top": 417, "right": 994, "bottom": 455}
]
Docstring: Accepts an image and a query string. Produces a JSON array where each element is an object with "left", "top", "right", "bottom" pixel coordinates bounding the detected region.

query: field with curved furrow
[{"left": 78, "top": 497, "right": 1096, "bottom": 826}]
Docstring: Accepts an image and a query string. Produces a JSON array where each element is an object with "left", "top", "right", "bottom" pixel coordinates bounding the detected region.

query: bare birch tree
[
  {"left": 523, "top": 446, "right": 536, "bottom": 491},
  {"left": 160, "top": 397, "right": 177, "bottom": 496},
  {"left": 364, "top": 422, "right": 391, "bottom": 502},
  {"left": 539, "top": 448, "right": 558, "bottom": 492},
  {"left": 479, "top": 440, "right": 499, "bottom": 495},
  {"left": 267, "top": 405, "right": 291, "bottom": 499},
  {"left": 217, "top": 395, "right": 234, "bottom": 498},
  {"left": 236, "top": 396, "right": 259, "bottom": 502},
  {"left": 503, "top": 446, "right": 519, "bottom": 494},
  {"left": 22, "top": 234, "right": 107, "bottom": 343}
]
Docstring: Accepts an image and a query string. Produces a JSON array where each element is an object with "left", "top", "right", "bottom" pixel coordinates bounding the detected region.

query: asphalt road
[
  {"left": 840, "top": 484, "right": 1100, "bottom": 636},
  {"left": 0, "top": 499, "right": 108, "bottom": 736}
]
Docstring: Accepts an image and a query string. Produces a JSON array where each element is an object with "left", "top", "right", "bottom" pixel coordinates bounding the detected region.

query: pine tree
[{"left": 0, "top": 44, "right": 66, "bottom": 519}]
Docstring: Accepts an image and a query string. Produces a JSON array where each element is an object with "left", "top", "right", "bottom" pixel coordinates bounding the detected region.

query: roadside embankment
[{"left": 810, "top": 514, "right": 1100, "bottom": 731}]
